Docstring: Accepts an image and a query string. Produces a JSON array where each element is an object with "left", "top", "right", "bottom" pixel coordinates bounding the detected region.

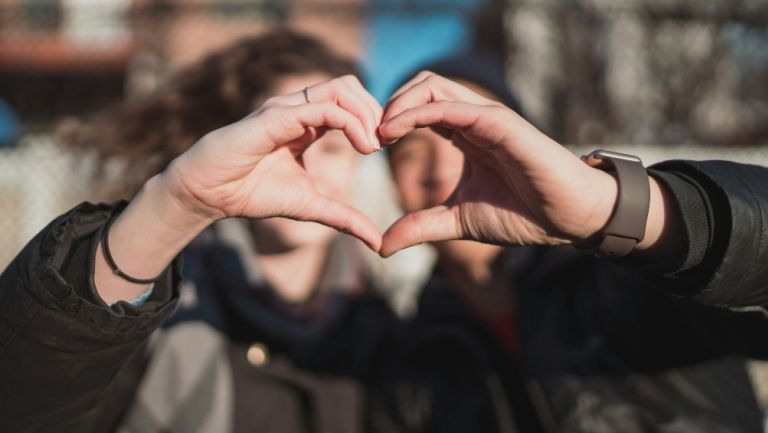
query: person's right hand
[
  {"left": 96, "top": 75, "right": 385, "bottom": 304},
  {"left": 162, "top": 75, "right": 384, "bottom": 251}
]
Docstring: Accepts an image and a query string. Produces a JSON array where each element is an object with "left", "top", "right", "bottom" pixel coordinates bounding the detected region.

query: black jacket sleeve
[
  {"left": 629, "top": 160, "right": 768, "bottom": 308},
  {"left": 509, "top": 160, "right": 768, "bottom": 374},
  {"left": 0, "top": 202, "right": 180, "bottom": 433}
]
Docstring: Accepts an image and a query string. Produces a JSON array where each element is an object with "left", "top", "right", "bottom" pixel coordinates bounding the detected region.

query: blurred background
[
  {"left": 1, "top": 0, "right": 768, "bottom": 422},
  {"left": 2, "top": 0, "right": 768, "bottom": 266},
  {"left": 0, "top": 0, "right": 767, "bottom": 352}
]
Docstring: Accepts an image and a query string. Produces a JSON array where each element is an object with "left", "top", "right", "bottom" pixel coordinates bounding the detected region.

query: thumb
[
  {"left": 297, "top": 196, "right": 383, "bottom": 253},
  {"left": 380, "top": 206, "right": 459, "bottom": 257}
]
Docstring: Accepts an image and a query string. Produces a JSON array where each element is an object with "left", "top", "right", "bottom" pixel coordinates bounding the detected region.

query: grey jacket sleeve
[
  {"left": 0, "top": 202, "right": 180, "bottom": 433},
  {"left": 643, "top": 160, "right": 768, "bottom": 307}
]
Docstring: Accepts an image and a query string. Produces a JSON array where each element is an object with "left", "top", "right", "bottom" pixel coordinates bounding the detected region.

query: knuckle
[
  {"left": 341, "top": 74, "right": 361, "bottom": 85},
  {"left": 319, "top": 102, "right": 342, "bottom": 121},
  {"left": 417, "top": 70, "right": 434, "bottom": 80},
  {"left": 319, "top": 101, "right": 336, "bottom": 110},
  {"left": 424, "top": 72, "right": 443, "bottom": 83},
  {"left": 262, "top": 106, "right": 294, "bottom": 129},
  {"left": 489, "top": 105, "right": 512, "bottom": 119},
  {"left": 259, "top": 104, "right": 282, "bottom": 118},
  {"left": 197, "top": 130, "right": 218, "bottom": 147},
  {"left": 261, "top": 96, "right": 281, "bottom": 108}
]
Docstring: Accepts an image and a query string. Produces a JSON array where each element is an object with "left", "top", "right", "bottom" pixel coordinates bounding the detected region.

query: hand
[
  {"left": 163, "top": 75, "right": 384, "bottom": 251},
  {"left": 378, "top": 73, "right": 620, "bottom": 257},
  {"left": 96, "top": 75, "right": 386, "bottom": 304}
]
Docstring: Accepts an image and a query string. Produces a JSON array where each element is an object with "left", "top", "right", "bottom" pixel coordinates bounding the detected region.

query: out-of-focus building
[
  {"left": 0, "top": 0, "right": 368, "bottom": 128},
  {"left": 0, "top": 0, "right": 137, "bottom": 130},
  {"left": 504, "top": 0, "right": 768, "bottom": 146},
  {"left": 0, "top": 0, "right": 141, "bottom": 268}
]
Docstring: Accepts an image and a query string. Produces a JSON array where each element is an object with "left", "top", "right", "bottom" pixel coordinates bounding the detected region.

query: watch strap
[{"left": 576, "top": 150, "right": 650, "bottom": 257}]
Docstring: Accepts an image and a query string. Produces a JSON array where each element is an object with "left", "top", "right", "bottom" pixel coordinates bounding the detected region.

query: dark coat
[
  {"left": 364, "top": 161, "right": 768, "bottom": 433},
  {"left": 2, "top": 160, "right": 768, "bottom": 433}
]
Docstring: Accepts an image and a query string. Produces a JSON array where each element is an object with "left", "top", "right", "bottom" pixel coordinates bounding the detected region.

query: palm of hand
[
  {"left": 378, "top": 105, "right": 616, "bottom": 256},
  {"left": 189, "top": 137, "right": 321, "bottom": 221},
  {"left": 449, "top": 128, "right": 608, "bottom": 247},
  {"left": 166, "top": 96, "right": 383, "bottom": 251},
  {"left": 448, "top": 149, "right": 566, "bottom": 248},
  {"left": 452, "top": 125, "right": 611, "bottom": 245},
  {"left": 167, "top": 117, "right": 308, "bottom": 218}
]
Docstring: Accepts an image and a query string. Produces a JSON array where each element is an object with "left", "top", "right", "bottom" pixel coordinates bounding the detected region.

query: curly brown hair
[{"left": 61, "top": 29, "right": 358, "bottom": 200}]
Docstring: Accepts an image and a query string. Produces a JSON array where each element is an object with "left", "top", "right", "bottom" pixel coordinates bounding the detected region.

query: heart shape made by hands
[
  {"left": 373, "top": 73, "right": 617, "bottom": 257},
  {"left": 170, "top": 73, "right": 617, "bottom": 258}
]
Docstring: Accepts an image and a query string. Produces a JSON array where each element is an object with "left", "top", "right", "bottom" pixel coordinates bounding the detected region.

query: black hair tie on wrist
[{"left": 101, "top": 212, "right": 158, "bottom": 285}]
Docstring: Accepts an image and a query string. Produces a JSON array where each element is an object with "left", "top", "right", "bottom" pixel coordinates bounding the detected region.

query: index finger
[
  {"left": 268, "top": 75, "right": 383, "bottom": 149},
  {"left": 383, "top": 73, "right": 499, "bottom": 123},
  {"left": 380, "top": 101, "right": 497, "bottom": 143},
  {"left": 380, "top": 101, "right": 574, "bottom": 169},
  {"left": 260, "top": 101, "right": 378, "bottom": 155}
]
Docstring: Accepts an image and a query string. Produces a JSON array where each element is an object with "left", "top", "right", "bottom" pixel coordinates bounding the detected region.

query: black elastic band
[{"left": 101, "top": 212, "right": 158, "bottom": 285}]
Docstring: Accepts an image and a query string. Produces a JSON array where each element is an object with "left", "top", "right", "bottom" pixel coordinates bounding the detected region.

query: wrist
[
  {"left": 573, "top": 150, "right": 651, "bottom": 257},
  {"left": 93, "top": 174, "right": 214, "bottom": 304},
  {"left": 135, "top": 173, "right": 217, "bottom": 246},
  {"left": 576, "top": 171, "right": 684, "bottom": 258},
  {"left": 578, "top": 168, "right": 619, "bottom": 242},
  {"left": 632, "top": 176, "right": 685, "bottom": 256},
  {"left": 160, "top": 158, "right": 227, "bottom": 223}
]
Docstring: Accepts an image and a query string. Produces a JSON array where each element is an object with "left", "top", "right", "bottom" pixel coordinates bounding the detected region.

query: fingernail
[
  {"left": 381, "top": 138, "right": 398, "bottom": 147},
  {"left": 376, "top": 126, "right": 390, "bottom": 146}
]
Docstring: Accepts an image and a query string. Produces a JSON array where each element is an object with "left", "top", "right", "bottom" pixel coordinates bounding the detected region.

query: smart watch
[{"left": 574, "top": 150, "right": 650, "bottom": 257}]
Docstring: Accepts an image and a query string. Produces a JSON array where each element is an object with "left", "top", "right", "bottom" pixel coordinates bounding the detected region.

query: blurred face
[
  {"left": 388, "top": 80, "right": 503, "bottom": 263},
  {"left": 388, "top": 128, "right": 464, "bottom": 213},
  {"left": 251, "top": 73, "right": 359, "bottom": 252}
]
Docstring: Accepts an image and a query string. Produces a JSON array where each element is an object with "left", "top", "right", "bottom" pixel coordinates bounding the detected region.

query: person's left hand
[{"left": 376, "top": 72, "right": 621, "bottom": 257}]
